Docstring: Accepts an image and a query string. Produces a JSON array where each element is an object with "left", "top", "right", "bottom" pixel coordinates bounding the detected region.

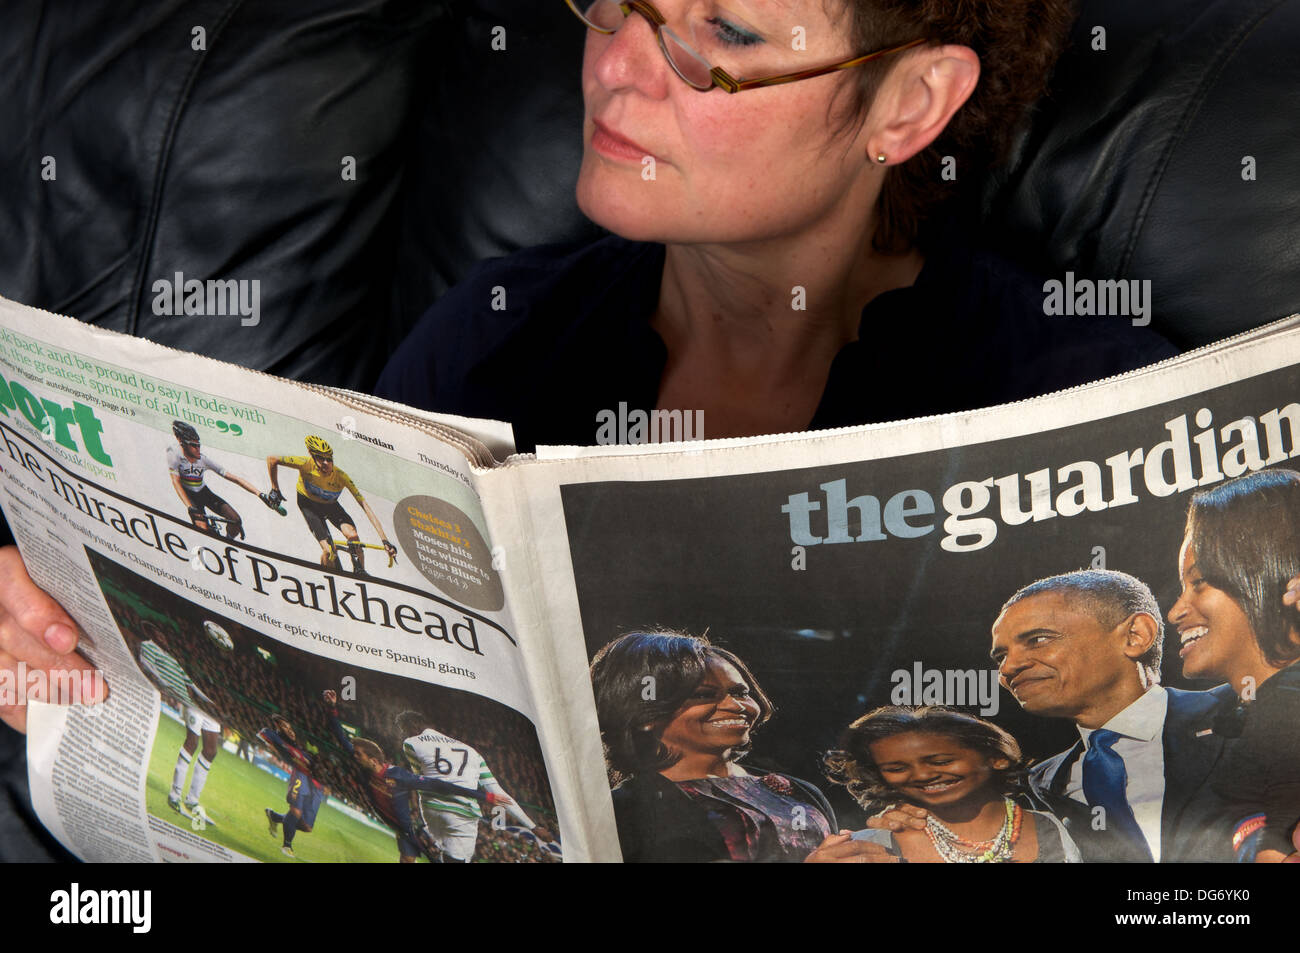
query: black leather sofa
[{"left": 0, "top": 0, "right": 1297, "bottom": 860}]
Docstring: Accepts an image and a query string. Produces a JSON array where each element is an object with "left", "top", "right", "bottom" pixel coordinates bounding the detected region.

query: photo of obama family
[{"left": 569, "top": 467, "right": 1300, "bottom": 863}]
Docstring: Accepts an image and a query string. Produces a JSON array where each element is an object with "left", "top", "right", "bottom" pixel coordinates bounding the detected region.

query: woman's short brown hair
[{"left": 842, "top": 0, "right": 1077, "bottom": 252}]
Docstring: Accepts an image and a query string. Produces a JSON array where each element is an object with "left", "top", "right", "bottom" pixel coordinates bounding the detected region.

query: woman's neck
[
  {"left": 656, "top": 234, "right": 922, "bottom": 363},
  {"left": 660, "top": 751, "right": 739, "bottom": 782},
  {"left": 652, "top": 234, "right": 923, "bottom": 439},
  {"left": 1227, "top": 650, "right": 1288, "bottom": 700}
]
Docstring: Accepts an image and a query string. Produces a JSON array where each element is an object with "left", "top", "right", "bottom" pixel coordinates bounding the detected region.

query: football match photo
[{"left": 85, "top": 549, "right": 561, "bottom": 864}]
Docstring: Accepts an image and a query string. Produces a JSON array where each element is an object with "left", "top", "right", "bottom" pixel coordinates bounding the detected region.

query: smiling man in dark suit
[{"left": 990, "top": 569, "right": 1237, "bottom": 863}]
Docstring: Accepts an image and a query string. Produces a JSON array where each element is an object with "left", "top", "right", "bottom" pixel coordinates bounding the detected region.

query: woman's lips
[{"left": 592, "top": 120, "right": 655, "bottom": 162}]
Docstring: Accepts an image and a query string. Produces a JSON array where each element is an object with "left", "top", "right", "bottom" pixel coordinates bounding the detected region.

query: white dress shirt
[{"left": 1064, "top": 685, "right": 1168, "bottom": 862}]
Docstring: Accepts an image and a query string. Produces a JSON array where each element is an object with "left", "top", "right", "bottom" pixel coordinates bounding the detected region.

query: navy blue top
[{"left": 376, "top": 232, "right": 1178, "bottom": 453}]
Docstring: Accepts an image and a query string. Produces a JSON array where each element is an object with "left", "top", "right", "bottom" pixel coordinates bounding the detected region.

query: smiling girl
[{"left": 819, "top": 706, "right": 1079, "bottom": 863}]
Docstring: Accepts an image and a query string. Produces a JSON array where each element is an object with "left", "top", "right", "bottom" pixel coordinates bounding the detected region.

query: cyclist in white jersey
[{"left": 168, "top": 420, "right": 272, "bottom": 539}]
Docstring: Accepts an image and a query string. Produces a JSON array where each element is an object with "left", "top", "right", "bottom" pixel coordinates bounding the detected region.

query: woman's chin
[
  {"left": 1178, "top": 650, "right": 1219, "bottom": 683},
  {"left": 576, "top": 169, "right": 676, "bottom": 243}
]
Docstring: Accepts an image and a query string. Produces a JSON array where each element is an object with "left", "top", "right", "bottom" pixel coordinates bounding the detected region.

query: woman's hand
[
  {"left": 804, "top": 831, "right": 901, "bottom": 863},
  {"left": 0, "top": 546, "right": 105, "bottom": 733}
]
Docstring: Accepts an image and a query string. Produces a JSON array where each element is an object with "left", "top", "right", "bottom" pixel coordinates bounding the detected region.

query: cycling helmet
[
  {"left": 173, "top": 421, "right": 200, "bottom": 444},
  {"left": 305, "top": 435, "right": 333, "bottom": 457}
]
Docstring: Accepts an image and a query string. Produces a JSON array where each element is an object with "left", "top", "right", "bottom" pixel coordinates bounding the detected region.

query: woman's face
[
  {"left": 575, "top": 0, "right": 876, "bottom": 244},
  {"left": 868, "top": 731, "right": 1007, "bottom": 807},
  {"left": 1168, "top": 535, "right": 1258, "bottom": 684},
  {"left": 659, "top": 657, "right": 762, "bottom": 761}
]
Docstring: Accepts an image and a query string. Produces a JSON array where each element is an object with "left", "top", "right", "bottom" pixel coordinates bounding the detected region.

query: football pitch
[{"left": 145, "top": 714, "right": 400, "bottom": 863}]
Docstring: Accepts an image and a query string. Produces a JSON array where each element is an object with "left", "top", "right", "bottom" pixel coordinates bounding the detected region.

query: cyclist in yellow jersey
[{"left": 265, "top": 435, "right": 396, "bottom": 574}]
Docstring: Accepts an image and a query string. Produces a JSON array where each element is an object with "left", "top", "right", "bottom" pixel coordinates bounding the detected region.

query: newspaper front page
[
  {"left": 483, "top": 315, "right": 1300, "bottom": 863},
  {"left": 0, "top": 298, "right": 563, "bottom": 863}
]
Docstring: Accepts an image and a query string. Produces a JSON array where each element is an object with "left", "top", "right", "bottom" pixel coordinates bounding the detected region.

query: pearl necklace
[{"left": 924, "top": 798, "right": 1022, "bottom": 863}]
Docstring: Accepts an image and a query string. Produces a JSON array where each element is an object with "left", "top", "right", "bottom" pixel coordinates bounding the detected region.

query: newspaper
[{"left": 2, "top": 294, "right": 1298, "bottom": 864}]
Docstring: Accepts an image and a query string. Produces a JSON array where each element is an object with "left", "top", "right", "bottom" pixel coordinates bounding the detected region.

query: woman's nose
[{"left": 590, "top": 10, "right": 670, "bottom": 96}]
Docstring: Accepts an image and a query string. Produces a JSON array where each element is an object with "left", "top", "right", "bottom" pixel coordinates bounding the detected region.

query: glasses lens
[
  {"left": 575, "top": 0, "right": 623, "bottom": 31},
  {"left": 661, "top": 27, "right": 715, "bottom": 90}
]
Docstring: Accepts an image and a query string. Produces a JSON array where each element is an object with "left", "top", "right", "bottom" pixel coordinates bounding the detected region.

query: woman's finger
[{"left": 0, "top": 548, "right": 80, "bottom": 655}]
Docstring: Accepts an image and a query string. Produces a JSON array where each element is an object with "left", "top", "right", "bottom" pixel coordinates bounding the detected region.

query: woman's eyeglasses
[{"left": 564, "top": 0, "right": 923, "bottom": 94}]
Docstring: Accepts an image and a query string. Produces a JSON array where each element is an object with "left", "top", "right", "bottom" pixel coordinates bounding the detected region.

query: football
[{"left": 202, "top": 620, "right": 234, "bottom": 651}]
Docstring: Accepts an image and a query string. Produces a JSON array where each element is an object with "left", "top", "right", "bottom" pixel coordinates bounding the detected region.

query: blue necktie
[{"left": 1082, "top": 728, "right": 1152, "bottom": 860}]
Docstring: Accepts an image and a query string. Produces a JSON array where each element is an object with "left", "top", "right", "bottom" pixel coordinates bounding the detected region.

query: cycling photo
[
  {"left": 169, "top": 421, "right": 284, "bottom": 540},
  {"left": 266, "top": 435, "right": 396, "bottom": 576}
]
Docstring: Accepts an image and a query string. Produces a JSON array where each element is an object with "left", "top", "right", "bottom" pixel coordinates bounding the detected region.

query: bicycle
[
  {"left": 187, "top": 495, "right": 285, "bottom": 540},
  {"left": 327, "top": 537, "right": 398, "bottom": 575}
]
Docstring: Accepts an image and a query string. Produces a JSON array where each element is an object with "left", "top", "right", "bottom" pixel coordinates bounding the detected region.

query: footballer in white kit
[
  {"left": 136, "top": 627, "right": 223, "bottom": 825},
  {"left": 396, "top": 711, "right": 539, "bottom": 862}
]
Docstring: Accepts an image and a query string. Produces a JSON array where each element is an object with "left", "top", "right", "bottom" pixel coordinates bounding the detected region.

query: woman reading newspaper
[{"left": 0, "top": 0, "right": 1182, "bottom": 853}]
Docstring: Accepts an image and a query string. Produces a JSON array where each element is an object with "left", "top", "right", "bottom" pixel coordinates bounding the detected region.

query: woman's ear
[
  {"left": 990, "top": 757, "right": 1011, "bottom": 771},
  {"left": 865, "top": 45, "right": 980, "bottom": 166}
]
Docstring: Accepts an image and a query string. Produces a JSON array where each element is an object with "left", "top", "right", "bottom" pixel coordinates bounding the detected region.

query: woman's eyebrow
[{"left": 725, "top": 0, "right": 796, "bottom": 30}]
